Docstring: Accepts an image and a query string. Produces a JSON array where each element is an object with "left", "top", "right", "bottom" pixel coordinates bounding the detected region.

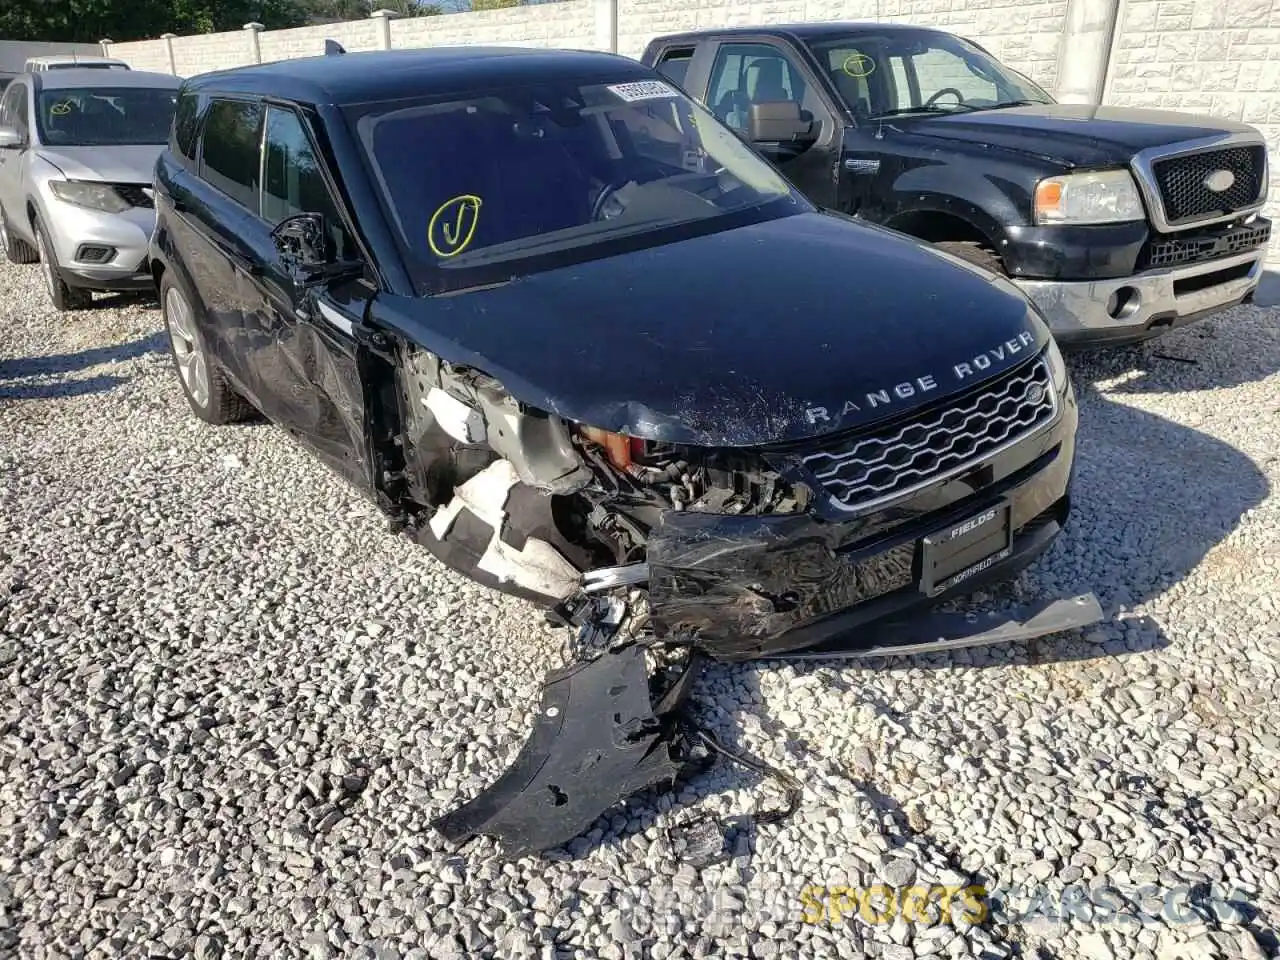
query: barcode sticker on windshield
[{"left": 607, "top": 80, "right": 678, "bottom": 102}]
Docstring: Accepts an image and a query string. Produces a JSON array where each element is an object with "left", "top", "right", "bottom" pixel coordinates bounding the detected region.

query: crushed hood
[
  {"left": 37, "top": 144, "right": 161, "bottom": 184},
  {"left": 376, "top": 210, "right": 1048, "bottom": 446},
  {"left": 897, "top": 103, "right": 1261, "bottom": 168}
]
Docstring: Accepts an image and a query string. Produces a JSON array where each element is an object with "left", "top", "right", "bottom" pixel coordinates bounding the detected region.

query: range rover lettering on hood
[{"left": 804, "top": 331, "right": 1037, "bottom": 425}]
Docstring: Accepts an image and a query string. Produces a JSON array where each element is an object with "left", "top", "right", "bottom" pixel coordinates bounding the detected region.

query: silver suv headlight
[
  {"left": 1034, "top": 170, "right": 1144, "bottom": 225},
  {"left": 48, "top": 180, "right": 130, "bottom": 214}
]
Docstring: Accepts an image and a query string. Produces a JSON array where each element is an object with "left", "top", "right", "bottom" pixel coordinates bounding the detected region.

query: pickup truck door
[{"left": 659, "top": 36, "right": 842, "bottom": 210}]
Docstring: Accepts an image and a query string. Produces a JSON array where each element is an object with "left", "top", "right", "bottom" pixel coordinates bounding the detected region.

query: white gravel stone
[{"left": 2, "top": 261, "right": 1279, "bottom": 959}]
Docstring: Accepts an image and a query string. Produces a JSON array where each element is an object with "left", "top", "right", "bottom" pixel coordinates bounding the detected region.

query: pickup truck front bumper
[{"left": 1014, "top": 241, "right": 1268, "bottom": 347}]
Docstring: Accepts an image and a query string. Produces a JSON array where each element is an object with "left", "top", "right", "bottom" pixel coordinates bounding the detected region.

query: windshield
[
  {"left": 349, "top": 76, "right": 804, "bottom": 290},
  {"left": 807, "top": 31, "right": 1053, "bottom": 121},
  {"left": 36, "top": 86, "right": 177, "bottom": 146}
]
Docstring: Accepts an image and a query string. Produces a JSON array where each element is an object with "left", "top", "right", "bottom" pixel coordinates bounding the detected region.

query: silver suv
[{"left": 0, "top": 68, "right": 180, "bottom": 310}]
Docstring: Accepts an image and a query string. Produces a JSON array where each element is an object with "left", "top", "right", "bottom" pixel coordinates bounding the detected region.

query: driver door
[
  {"left": 703, "top": 39, "right": 840, "bottom": 209},
  {"left": 236, "top": 104, "right": 379, "bottom": 493}
]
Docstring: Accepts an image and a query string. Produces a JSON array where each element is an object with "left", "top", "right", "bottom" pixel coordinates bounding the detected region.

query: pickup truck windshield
[
  {"left": 806, "top": 31, "right": 1053, "bottom": 121},
  {"left": 348, "top": 77, "right": 802, "bottom": 289},
  {"left": 36, "top": 87, "right": 177, "bottom": 146}
]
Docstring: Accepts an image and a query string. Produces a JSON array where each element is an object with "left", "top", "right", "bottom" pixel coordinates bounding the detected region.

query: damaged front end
[{"left": 375, "top": 341, "right": 1100, "bottom": 857}]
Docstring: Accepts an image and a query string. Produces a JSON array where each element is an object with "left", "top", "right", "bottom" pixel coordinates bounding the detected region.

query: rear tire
[
  {"left": 34, "top": 216, "right": 91, "bottom": 311},
  {"left": 935, "top": 240, "right": 1008, "bottom": 277},
  {"left": 0, "top": 206, "right": 38, "bottom": 264},
  {"left": 160, "top": 272, "right": 255, "bottom": 425}
]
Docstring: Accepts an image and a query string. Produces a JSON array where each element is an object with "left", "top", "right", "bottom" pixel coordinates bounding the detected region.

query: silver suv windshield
[
  {"left": 806, "top": 30, "right": 1053, "bottom": 121},
  {"left": 348, "top": 76, "right": 804, "bottom": 285},
  {"left": 36, "top": 87, "right": 178, "bottom": 146}
]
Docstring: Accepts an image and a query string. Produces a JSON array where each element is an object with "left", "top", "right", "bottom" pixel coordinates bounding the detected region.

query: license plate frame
[{"left": 919, "top": 501, "right": 1013, "bottom": 597}]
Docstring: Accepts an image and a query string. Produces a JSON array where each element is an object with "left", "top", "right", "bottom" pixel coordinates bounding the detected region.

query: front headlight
[
  {"left": 1044, "top": 335, "right": 1069, "bottom": 394},
  {"left": 1034, "top": 170, "right": 1144, "bottom": 225},
  {"left": 48, "top": 180, "right": 130, "bottom": 214}
]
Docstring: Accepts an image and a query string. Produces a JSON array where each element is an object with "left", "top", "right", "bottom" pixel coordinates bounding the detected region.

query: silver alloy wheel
[{"left": 164, "top": 285, "right": 210, "bottom": 409}]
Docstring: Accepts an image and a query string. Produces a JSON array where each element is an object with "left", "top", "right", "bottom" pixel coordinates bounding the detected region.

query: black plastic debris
[{"left": 432, "top": 644, "right": 699, "bottom": 858}]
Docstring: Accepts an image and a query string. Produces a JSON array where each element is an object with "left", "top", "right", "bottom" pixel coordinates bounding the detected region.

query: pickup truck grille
[
  {"left": 1152, "top": 145, "right": 1266, "bottom": 225},
  {"left": 801, "top": 356, "right": 1057, "bottom": 513},
  {"left": 1143, "top": 220, "right": 1271, "bottom": 269}
]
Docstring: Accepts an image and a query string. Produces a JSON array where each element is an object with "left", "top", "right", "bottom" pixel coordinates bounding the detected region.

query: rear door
[{"left": 181, "top": 95, "right": 269, "bottom": 393}]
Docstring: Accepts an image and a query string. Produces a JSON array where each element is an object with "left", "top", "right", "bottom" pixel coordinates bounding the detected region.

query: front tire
[
  {"left": 34, "top": 216, "right": 91, "bottom": 311},
  {"left": 161, "top": 272, "right": 254, "bottom": 425},
  {"left": 0, "top": 205, "right": 38, "bottom": 264},
  {"left": 934, "top": 240, "right": 1008, "bottom": 277}
]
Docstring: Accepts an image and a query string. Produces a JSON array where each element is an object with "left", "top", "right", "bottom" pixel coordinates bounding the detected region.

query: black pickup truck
[{"left": 642, "top": 22, "right": 1273, "bottom": 346}]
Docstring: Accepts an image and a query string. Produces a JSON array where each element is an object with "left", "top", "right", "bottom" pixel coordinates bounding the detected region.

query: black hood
[
  {"left": 376, "top": 210, "right": 1048, "bottom": 447},
  {"left": 899, "top": 103, "right": 1261, "bottom": 168}
]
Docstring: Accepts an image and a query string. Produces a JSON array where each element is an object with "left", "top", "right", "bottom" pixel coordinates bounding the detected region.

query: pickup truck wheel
[
  {"left": 1, "top": 206, "right": 39, "bottom": 264},
  {"left": 935, "top": 241, "right": 1007, "bottom": 277},
  {"left": 161, "top": 273, "right": 255, "bottom": 425}
]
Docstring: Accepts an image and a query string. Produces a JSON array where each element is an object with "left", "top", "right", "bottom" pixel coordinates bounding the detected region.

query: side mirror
[
  {"left": 271, "top": 213, "right": 329, "bottom": 267},
  {"left": 747, "top": 101, "right": 815, "bottom": 145},
  {"left": 0, "top": 125, "right": 23, "bottom": 149}
]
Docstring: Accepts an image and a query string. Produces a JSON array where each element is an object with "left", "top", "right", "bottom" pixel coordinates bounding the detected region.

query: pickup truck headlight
[
  {"left": 48, "top": 180, "right": 131, "bottom": 214},
  {"left": 1034, "top": 170, "right": 1144, "bottom": 225}
]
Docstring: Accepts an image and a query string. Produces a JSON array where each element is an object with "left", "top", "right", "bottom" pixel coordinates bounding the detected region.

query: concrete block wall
[
  {"left": 394, "top": 0, "right": 596, "bottom": 49},
  {"left": 0, "top": 40, "right": 104, "bottom": 75},
  {"left": 1105, "top": 0, "right": 1280, "bottom": 262},
  {"left": 259, "top": 20, "right": 384, "bottom": 61}
]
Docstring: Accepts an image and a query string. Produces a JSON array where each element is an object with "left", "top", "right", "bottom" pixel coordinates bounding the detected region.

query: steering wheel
[
  {"left": 591, "top": 179, "right": 631, "bottom": 221},
  {"left": 924, "top": 87, "right": 966, "bottom": 109}
]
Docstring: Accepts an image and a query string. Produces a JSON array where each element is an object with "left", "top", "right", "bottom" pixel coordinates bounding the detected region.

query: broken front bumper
[{"left": 646, "top": 393, "right": 1078, "bottom": 661}]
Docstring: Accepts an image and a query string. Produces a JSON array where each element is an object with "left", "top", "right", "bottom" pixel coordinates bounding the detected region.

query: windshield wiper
[{"left": 866, "top": 103, "right": 983, "bottom": 120}]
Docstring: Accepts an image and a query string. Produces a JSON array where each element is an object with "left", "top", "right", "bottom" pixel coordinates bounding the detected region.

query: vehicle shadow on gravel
[{"left": 0, "top": 331, "right": 165, "bottom": 400}]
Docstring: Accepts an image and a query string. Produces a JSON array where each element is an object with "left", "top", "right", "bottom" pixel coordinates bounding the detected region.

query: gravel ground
[{"left": 2, "top": 257, "right": 1278, "bottom": 960}]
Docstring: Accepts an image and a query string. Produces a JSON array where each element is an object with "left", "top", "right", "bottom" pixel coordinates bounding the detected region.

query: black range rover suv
[{"left": 150, "top": 47, "right": 1086, "bottom": 664}]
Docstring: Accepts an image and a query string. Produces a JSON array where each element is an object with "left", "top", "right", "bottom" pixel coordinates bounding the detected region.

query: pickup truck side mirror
[
  {"left": 747, "top": 101, "right": 816, "bottom": 146},
  {"left": 0, "top": 125, "right": 23, "bottom": 149}
]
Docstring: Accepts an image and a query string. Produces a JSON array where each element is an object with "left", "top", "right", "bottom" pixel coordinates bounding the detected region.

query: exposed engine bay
[
  {"left": 377, "top": 345, "right": 1102, "bottom": 859},
  {"left": 395, "top": 345, "right": 809, "bottom": 610}
]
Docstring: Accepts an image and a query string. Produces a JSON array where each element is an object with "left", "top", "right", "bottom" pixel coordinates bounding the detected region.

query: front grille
[
  {"left": 113, "top": 184, "right": 154, "bottom": 208},
  {"left": 1152, "top": 145, "right": 1266, "bottom": 225},
  {"left": 1143, "top": 220, "right": 1271, "bottom": 269},
  {"left": 801, "top": 356, "right": 1057, "bottom": 512}
]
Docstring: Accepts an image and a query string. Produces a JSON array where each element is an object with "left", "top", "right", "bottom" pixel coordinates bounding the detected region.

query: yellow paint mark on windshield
[
  {"left": 842, "top": 53, "right": 875, "bottom": 78},
  {"left": 428, "top": 194, "right": 483, "bottom": 259},
  {"left": 50, "top": 101, "right": 74, "bottom": 116}
]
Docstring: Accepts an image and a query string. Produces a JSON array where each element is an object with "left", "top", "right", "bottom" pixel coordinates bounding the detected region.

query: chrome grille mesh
[{"left": 802, "top": 357, "right": 1057, "bottom": 512}]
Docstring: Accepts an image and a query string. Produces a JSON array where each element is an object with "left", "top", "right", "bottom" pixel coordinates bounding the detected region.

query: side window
[
  {"left": 261, "top": 106, "right": 354, "bottom": 260},
  {"left": 706, "top": 42, "right": 817, "bottom": 134},
  {"left": 0, "top": 83, "right": 26, "bottom": 140},
  {"left": 654, "top": 47, "right": 695, "bottom": 89},
  {"left": 171, "top": 91, "right": 201, "bottom": 166},
  {"left": 908, "top": 45, "right": 999, "bottom": 105},
  {"left": 198, "top": 98, "right": 263, "bottom": 211}
]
